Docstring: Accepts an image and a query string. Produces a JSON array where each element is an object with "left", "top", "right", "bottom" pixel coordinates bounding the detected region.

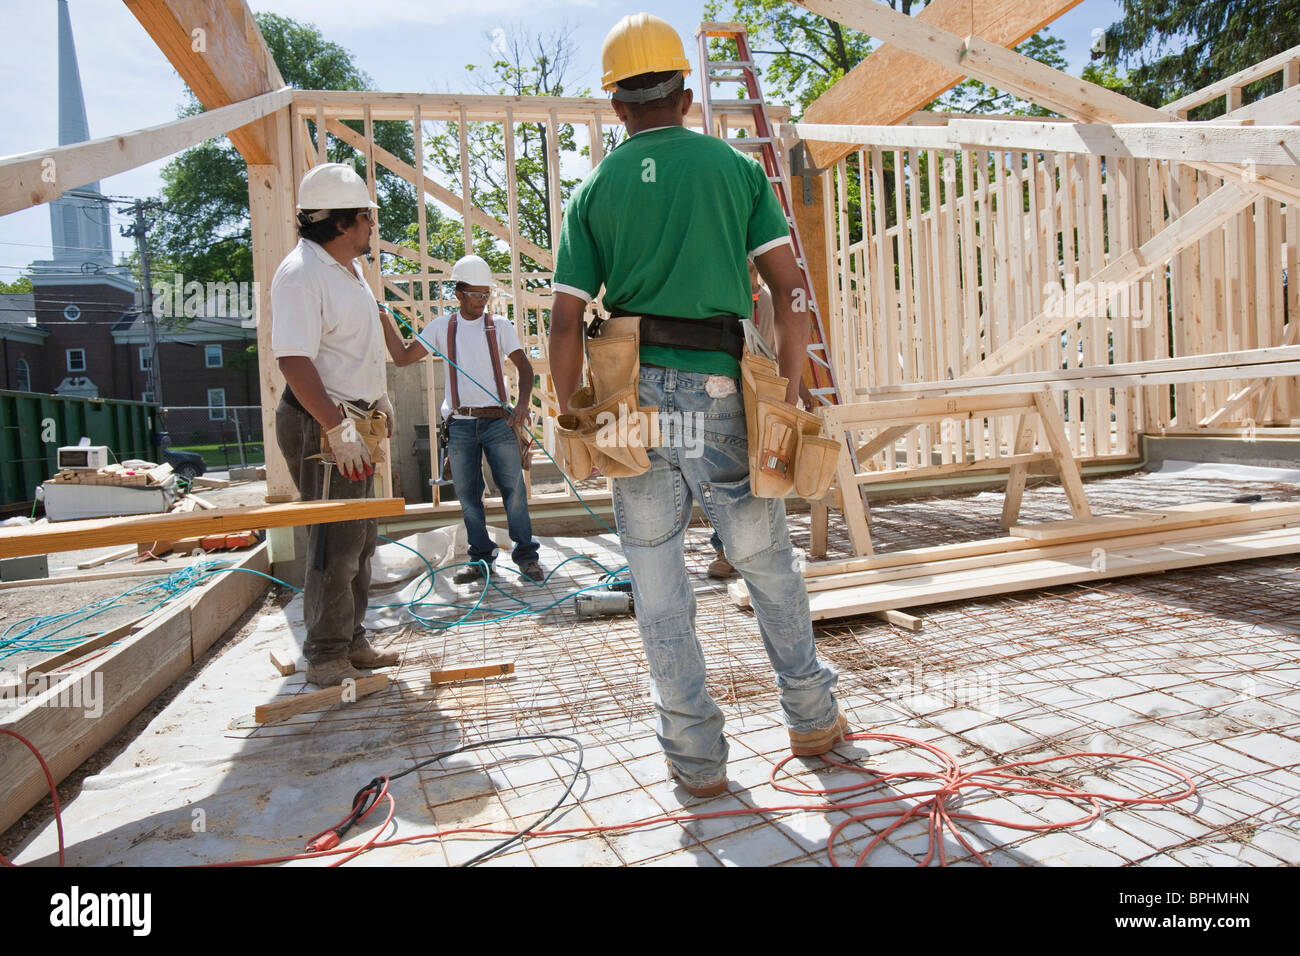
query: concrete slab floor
[{"left": 3, "top": 471, "right": 1299, "bottom": 866}]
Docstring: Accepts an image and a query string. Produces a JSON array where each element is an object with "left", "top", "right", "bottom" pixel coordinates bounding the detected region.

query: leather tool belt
[
  {"left": 599, "top": 310, "right": 746, "bottom": 361},
  {"left": 452, "top": 406, "right": 510, "bottom": 419}
]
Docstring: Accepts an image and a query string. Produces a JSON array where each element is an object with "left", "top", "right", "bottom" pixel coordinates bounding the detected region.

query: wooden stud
[
  {"left": 430, "top": 662, "right": 515, "bottom": 684},
  {"left": 1031, "top": 390, "right": 1092, "bottom": 518},
  {"left": 254, "top": 675, "right": 389, "bottom": 724}
]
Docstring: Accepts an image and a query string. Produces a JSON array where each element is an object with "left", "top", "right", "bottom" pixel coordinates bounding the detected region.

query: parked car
[{"left": 164, "top": 449, "right": 207, "bottom": 481}]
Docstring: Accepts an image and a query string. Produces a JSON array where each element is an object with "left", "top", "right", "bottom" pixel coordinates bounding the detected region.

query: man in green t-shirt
[{"left": 548, "top": 13, "right": 846, "bottom": 800}]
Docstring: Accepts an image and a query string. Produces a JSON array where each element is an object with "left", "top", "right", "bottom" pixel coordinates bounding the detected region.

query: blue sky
[{"left": 0, "top": 0, "right": 1124, "bottom": 279}]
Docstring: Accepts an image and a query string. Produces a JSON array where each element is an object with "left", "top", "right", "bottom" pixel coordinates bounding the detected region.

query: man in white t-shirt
[
  {"left": 270, "top": 163, "right": 402, "bottom": 688},
  {"left": 398, "top": 255, "right": 543, "bottom": 585}
]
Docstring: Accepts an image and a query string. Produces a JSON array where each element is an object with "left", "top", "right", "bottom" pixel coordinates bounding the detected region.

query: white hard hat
[
  {"left": 450, "top": 255, "right": 494, "bottom": 288},
  {"left": 297, "top": 163, "right": 377, "bottom": 215}
]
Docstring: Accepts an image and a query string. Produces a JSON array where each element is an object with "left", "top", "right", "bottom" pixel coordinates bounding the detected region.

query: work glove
[
  {"left": 325, "top": 418, "right": 373, "bottom": 481},
  {"left": 375, "top": 394, "right": 394, "bottom": 437}
]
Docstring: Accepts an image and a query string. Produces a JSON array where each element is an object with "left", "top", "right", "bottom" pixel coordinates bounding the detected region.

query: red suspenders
[{"left": 446, "top": 311, "right": 509, "bottom": 411}]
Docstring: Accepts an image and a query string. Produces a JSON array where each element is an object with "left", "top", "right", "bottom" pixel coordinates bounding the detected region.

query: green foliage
[
  {"left": 1095, "top": 0, "right": 1300, "bottom": 110},
  {"left": 151, "top": 13, "right": 419, "bottom": 286},
  {"left": 425, "top": 27, "right": 590, "bottom": 278},
  {"left": 0, "top": 276, "right": 34, "bottom": 294}
]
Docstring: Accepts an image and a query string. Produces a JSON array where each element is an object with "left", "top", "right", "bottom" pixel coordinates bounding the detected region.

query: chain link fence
[{"left": 158, "top": 405, "right": 264, "bottom": 474}]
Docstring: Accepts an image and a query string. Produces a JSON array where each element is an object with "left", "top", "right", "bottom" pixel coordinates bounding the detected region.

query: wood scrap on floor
[
  {"left": 254, "top": 675, "right": 389, "bottom": 724},
  {"left": 269, "top": 649, "right": 297, "bottom": 676},
  {"left": 430, "top": 662, "right": 515, "bottom": 684}
]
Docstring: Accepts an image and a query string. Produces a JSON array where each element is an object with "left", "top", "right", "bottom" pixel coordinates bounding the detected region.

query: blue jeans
[
  {"left": 448, "top": 417, "right": 540, "bottom": 567},
  {"left": 612, "top": 367, "right": 839, "bottom": 788}
]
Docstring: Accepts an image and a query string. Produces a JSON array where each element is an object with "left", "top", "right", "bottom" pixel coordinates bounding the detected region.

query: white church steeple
[{"left": 30, "top": 0, "right": 134, "bottom": 292}]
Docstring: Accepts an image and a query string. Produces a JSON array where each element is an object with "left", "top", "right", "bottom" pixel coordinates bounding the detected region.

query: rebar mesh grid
[{"left": 230, "top": 472, "right": 1300, "bottom": 866}]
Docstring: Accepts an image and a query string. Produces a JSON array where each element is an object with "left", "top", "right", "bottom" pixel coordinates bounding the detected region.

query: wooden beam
[
  {"left": 124, "top": 1, "right": 283, "bottom": 164},
  {"left": 1220, "top": 84, "right": 1300, "bottom": 126},
  {"left": 946, "top": 120, "right": 1300, "bottom": 166},
  {"left": 324, "top": 117, "right": 554, "bottom": 270},
  {"left": 728, "top": 509, "right": 1300, "bottom": 606},
  {"left": 796, "top": 0, "right": 1300, "bottom": 205},
  {"left": 249, "top": 105, "right": 298, "bottom": 503},
  {"left": 293, "top": 90, "right": 785, "bottom": 127},
  {"left": 254, "top": 675, "right": 389, "bottom": 724},
  {"left": 1164, "top": 44, "right": 1300, "bottom": 115},
  {"left": 1010, "top": 501, "right": 1300, "bottom": 543},
  {"left": 789, "top": 122, "right": 952, "bottom": 151},
  {"left": 799, "top": 0, "right": 1085, "bottom": 168},
  {"left": 0, "top": 499, "right": 406, "bottom": 560},
  {"left": 0, "top": 88, "right": 291, "bottom": 217},
  {"left": 796, "top": 524, "right": 1300, "bottom": 621},
  {"left": 429, "top": 662, "right": 515, "bottom": 684},
  {"left": 867, "top": 346, "right": 1300, "bottom": 398}
]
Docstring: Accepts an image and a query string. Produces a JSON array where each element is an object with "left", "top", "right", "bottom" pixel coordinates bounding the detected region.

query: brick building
[{"left": 2, "top": 0, "right": 258, "bottom": 447}]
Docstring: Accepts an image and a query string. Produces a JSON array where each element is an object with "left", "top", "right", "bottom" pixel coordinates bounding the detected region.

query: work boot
[
  {"left": 666, "top": 760, "right": 729, "bottom": 799},
  {"left": 349, "top": 637, "right": 400, "bottom": 669},
  {"left": 707, "top": 549, "right": 736, "bottom": 579},
  {"left": 789, "top": 709, "right": 851, "bottom": 757},
  {"left": 453, "top": 562, "right": 490, "bottom": 585},
  {"left": 518, "top": 561, "right": 545, "bottom": 584},
  {"left": 304, "top": 658, "right": 363, "bottom": 688}
]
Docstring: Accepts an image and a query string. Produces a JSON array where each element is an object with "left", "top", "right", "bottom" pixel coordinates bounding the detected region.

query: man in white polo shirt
[
  {"left": 412, "top": 255, "right": 543, "bottom": 586},
  {"left": 271, "top": 162, "right": 401, "bottom": 688}
]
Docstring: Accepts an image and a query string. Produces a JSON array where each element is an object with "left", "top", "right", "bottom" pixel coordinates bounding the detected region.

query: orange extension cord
[{"left": 2, "top": 728, "right": 1197, "bottom": 868}]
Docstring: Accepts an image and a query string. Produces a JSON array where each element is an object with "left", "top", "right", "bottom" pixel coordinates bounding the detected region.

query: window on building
[
  {"left": 139, "top": 347, "right": 152, "bottom": 371},
  {"left": 205, "top": 344, "right": 223, "bottom": 368},
  {"left": 15, "top": 359, "right": 31, "bottom": 392},
  {"left": 207, "top": 388, "right": 227, "bottom": 422},
  {"left": 67, "top": 349, "right": 85, "bottom": 373}
]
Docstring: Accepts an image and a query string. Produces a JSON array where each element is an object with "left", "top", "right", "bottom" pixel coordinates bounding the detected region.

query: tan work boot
[
  {"left": 707, "top": 550, "right": 736, "bottom": 579},
  {"left": 349, "top": 638, "right": 400, "bottom": 669},
  {"left": 789, "top": 709, "right": 850, "bottom": 757},
  {"left": 305, "top": 658, "right": 364, "bottom": 688},
  {"left": 666, "top": 761, "right": 729, "bottom": 799}
]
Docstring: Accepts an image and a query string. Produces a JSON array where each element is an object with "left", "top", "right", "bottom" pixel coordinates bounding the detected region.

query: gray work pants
[{"left": 276, "top": 398, "right": 377, "bottom": 664}]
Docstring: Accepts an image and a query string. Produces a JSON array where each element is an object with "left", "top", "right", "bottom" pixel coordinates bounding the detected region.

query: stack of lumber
[
  {"left": 730, "top": 501, "right": 1300, "bottom": 621},
  {"left": 47, "top": 462, "right": 174, "bottom": 487},
  {"left": 138, "top": 529, "right": 260, "bottom": 559}
]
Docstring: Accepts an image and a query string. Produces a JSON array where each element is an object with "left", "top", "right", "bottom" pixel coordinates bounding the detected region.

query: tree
[
  {"left": 1095, "top": 0, "right": 1300, "bottom": 111},
  {"left": 424, "top": 25, "right": 594, "bottom": 279},
  {"left": 0, "top": 276, "right": 34, "bottom": 294},
  {"left": 150, "top": 13, "right": 419, "bottom": 287}
]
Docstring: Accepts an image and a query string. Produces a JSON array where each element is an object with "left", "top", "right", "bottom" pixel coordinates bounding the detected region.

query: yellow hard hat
[{"left": 600, "top": 12, "right": 692, "bottom": 92}]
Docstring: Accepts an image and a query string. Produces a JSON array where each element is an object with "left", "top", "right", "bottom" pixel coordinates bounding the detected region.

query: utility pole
[{"left": 120, "top": 200, "right": 163, "bottom": 408}]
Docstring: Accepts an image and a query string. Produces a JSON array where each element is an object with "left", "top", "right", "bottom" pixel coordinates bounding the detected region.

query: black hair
[
  {"left": 615, "top": 70, "right": 686, "bottom": 115},
  {"left": 297, "top": 208, "right": 366, "bottom": 243}
]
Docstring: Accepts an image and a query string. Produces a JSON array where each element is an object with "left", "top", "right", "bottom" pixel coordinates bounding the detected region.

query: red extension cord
[{"left": 1, "top": 729, "right": 1196, "bottom": 868}]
